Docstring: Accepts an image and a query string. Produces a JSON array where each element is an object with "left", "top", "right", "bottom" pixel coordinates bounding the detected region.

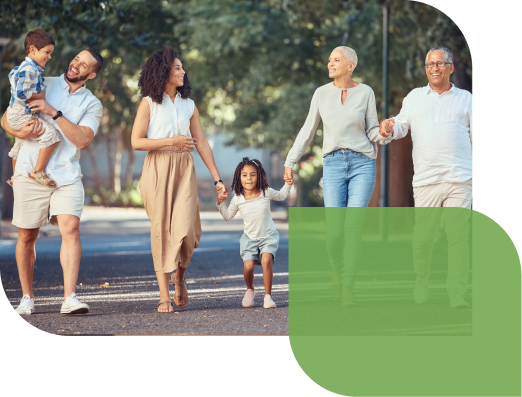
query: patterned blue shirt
[{"left": 8, "top": 57, "right": 44, "bottom": 114}]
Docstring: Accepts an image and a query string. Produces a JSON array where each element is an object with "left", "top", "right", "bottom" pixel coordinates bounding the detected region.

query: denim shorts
[{"left": 239, "top": 230, "right": 279, "bottom": 265}]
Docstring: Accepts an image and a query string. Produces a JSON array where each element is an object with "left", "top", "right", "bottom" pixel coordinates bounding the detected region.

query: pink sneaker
[
  {"left": 263, "top": 294, "right": 277, "bottom": 309},
  {"left": 242, "top": 289, "right": 255, "bottom": 308}
]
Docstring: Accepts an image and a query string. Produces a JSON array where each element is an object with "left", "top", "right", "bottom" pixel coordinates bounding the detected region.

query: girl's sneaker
[
  {"left": 263, "top": 294, "right": 277, "bottom": 309},
  {"left": 15, "top": 294, "right": 35, "bottom": 315},
  {"left": 242, "top": 289, "right": 255, "bottom": 307}
]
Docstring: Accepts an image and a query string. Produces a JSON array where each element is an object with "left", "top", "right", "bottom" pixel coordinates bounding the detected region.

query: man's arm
[
  {"left": 28, "top": 99, "right": 99, "bottom": 149},
  {"left": 1, "top": 112, "right": 46, "bottom": 140}
]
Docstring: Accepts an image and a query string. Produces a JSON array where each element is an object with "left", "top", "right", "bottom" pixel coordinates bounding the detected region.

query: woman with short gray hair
[{"left": 283, "top": 46, "right": 390, "bottom": 306}]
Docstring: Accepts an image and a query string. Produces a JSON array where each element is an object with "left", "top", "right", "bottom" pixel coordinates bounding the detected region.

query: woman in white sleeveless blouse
[{"left": 131, "top": 46, "right": 227, "bottom": 313}]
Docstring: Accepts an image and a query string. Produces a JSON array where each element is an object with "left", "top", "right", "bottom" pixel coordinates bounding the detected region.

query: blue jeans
[{"left": 322, "top": 149, "right": 376, "bottom": 286}]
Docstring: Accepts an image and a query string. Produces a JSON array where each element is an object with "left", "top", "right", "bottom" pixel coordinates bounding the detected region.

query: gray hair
[
  {"left": 333, "top": 46, "right": 358, "bottom": 69},
  {"left": 425, "top": 46, "right": 453, "bottom": 64}
]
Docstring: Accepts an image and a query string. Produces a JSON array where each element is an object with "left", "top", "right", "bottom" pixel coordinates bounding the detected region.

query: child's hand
[
  {"left": 284, "top": 172, "right": 295, "bottom": 185},
  {"left": 217, "top": 189, "right": 228, "bottom": 205}
]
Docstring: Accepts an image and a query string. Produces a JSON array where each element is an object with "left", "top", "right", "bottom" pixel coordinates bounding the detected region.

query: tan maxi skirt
[{"left": 139, "top": 145, "right": 202, "bottom": 273}]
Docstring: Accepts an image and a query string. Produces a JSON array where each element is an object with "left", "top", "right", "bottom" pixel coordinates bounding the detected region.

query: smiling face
[
  {"left": 240, "top": 165, "right": 258, "bottom": 193},
  {"left": 29, "top": 44, "right": 54, "bottom": 68},
  {"left": 425, "top": 51, "right": 454, "bottom": 88},
  {"left": 168, "top": 58, "right": 185, "bottom": 88},
  {"left": 65, "top": 50, "right": 98, "bottom": 83},
  {"left": 328, "top": 49, "right": 354, "bottom": 79}
]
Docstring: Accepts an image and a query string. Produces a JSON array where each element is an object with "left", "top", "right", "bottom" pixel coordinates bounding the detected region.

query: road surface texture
[{"left": 0, "top": 207, "right": 289, "bottom": 335}]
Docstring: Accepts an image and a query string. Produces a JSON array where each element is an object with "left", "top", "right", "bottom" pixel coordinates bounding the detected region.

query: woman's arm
[
  {"left": 1, "top": 112, "right": 46, "bottom": 140},
  {"left": 189, "top": 105, "right": 227, "bottom": 195},
  {"left": 366, "top": 90, "right": 392, "bottom": 145},
  {"left": 284, "top": 89, "right": 321, "bottom": 180},
  {"left": 131, "top": 98, "right": 197, "bottom": 151}
]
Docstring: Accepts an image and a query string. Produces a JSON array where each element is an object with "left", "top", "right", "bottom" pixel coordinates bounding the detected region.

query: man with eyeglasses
[{"left": 379, "top": 46, "right": 472, "bottom": 309}]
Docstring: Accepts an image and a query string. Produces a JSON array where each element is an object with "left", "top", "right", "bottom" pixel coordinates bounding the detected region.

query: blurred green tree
[{"left": 0, "top": 0, "right": 471, "bottom": 207}]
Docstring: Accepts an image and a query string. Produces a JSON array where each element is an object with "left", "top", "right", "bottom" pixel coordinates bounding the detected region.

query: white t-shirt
[
  {"left": 145, "top": 92, "right": 195, "bottom": 139},
  {"left": 217, "top": 183, "right": 292, "bottom": 239},
  {"left": 15, "top": 74, "right": 102, "bottom": 187}
]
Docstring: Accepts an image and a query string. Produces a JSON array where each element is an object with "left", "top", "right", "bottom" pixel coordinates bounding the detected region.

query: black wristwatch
[
  {"left": 214, "top": 179, "right": 223, "bottom": 186},
  {"left": 53, "top": 110, "right": 63, "bottom": 120}
]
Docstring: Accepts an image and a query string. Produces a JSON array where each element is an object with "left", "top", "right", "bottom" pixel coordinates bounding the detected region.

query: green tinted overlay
[{"left": 289, "top": 208, "right": 520, "bottom": 396}]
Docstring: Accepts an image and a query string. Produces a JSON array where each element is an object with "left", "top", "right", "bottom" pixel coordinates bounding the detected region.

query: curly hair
[
  {"left": 138, "top": 45, "right": 192, "bottom": 104},
  {"left": 231, "top": 157, "right": 270, "bottom": 197}
]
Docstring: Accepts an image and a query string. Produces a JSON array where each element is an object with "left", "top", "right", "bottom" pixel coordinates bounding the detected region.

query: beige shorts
[
  {"left": 12, "top": 171, "right": 84, "bottom": 229},
  {"left": 413, "top": 179, "right": 472, "bottom": 208}
]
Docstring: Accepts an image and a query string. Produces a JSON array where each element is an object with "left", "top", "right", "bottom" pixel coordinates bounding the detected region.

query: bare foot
[{"left": 157, "top": 301, "right": 174, "bottom": 313}]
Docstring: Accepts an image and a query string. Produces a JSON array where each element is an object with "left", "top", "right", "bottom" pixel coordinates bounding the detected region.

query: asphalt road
[{"left": 0, "top": 207, "right": 289, "bottom": 335}]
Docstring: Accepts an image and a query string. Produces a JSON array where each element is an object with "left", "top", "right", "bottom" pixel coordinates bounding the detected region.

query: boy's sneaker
[
  {"left": 242, "top": 289, "right": 255, "bottom": 308},
  {"left": 60, "top": 292, "right": 89, "bottom": 314},
  {"left": 263, "top": 294, "right": 277, "bottom": 309},
  {"left": 15, "top": 294, "right": 35, "bottom": 315}
]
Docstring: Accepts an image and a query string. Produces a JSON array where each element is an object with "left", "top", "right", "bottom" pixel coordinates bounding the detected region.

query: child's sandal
[{"left": 30, "top": 168, "right": 56, "bottom": 187}]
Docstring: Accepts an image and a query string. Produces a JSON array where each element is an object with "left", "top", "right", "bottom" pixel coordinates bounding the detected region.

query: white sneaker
[
  {"left": 242, "top": 289, "right": 255, "bottom": 308},
  {"left": 15, "top": 294, "right": 35, "bottom": 315},
  {"left": 263, "top": 294, "right": 277, "bottom": 309},
  {"left": 60, "top": 292, "right": 89, "bottom": 314},
  {"left": 449, "top": 292, "right": 470, "bottom": 309},
  {"left": 413, "top": 277, "right": 429, "bottom": 304}
]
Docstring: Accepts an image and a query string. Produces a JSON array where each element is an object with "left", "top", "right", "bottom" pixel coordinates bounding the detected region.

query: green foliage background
[{"left": 0, "top": 0, "right": 471, "bottom": 206}]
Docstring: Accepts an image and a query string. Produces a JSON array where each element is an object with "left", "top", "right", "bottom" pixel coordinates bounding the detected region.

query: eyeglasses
[{"left": 425, "top": 62, "right": 452, "bottom": 69}]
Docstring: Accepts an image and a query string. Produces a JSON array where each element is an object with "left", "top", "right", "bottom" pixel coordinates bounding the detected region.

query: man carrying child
[{"left": 1, "top": 29, "right": 104, "bottom": 315}]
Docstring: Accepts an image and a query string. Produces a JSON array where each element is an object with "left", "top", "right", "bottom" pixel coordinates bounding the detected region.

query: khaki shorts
[
  {"left": 12, "top": 171, "right": 84, "bottom": 229},
  {"left": 413, "top": 179, "right": 472, "bottom": 209}
]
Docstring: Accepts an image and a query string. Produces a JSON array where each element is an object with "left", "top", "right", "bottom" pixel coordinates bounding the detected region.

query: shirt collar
[
  {"left": 164, "top": 92, "right": 182, "bottom": 98},
  {"left": 425, "top": 82, "right": 455, "bottom": 95},
  {"left": 59, "top": 74, "right": 86, "bottom": 94},
  {"left": 25, "top": 57, "right": 44, "bottom": 74}
]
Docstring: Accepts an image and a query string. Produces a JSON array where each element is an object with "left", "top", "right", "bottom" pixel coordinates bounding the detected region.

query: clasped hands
[
  {"left": 216, "top": 182, "right": 228, "bottom": 205},
  {"left": 379, "top": 118, "right": 395, "bottom": 137},
  {"left": 283, "top": 167, "right": 295, "bottom": 185}
]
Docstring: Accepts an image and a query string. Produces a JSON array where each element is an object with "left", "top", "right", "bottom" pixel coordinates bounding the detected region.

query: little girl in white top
[{"left": 217, "top": 157, "right": 294, "bottom": 309}]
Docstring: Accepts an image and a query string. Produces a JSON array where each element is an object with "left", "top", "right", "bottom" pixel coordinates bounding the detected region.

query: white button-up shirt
[
  {"left": 392, "top": 83, "right": 472, "bottom": 187},
  {"left": 15, "top": 74, "right": 103, "bottom": 187}
]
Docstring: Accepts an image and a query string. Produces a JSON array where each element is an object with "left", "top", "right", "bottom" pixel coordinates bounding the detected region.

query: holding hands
[
  {"left": 283, "top": 166, "right": 295, "bottom": 185},
  {"left": 216, "top": 181, "right": 228, "bottom": 205},
  {"left": 379, "top": 118, "right": 395, "bottom": 138}
]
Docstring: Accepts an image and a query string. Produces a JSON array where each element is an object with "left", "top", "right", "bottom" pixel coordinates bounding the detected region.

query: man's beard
[{"left": 64, "top": 66, "right": 89, "bottom": 83}]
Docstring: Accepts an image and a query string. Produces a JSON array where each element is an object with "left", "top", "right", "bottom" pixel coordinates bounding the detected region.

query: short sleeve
[{"left": 77, "top": 97, "right": 103, "bottom": 136}]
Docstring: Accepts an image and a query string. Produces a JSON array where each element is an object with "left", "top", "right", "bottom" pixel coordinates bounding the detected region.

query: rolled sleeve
[{"left": 78, "top": 99, "right": 103, "bottom": 136}]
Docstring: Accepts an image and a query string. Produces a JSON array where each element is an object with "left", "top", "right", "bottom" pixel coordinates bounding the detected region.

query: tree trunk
[
  {"left": 125, "top": 143, "right": 135, "bottom": 185},
  {"left": 107, "top": 129, "right": 115, "bottom": 193},
  {"left": 113, "top": 121, "right": 125, "bottom": 195},
  {"left": 87, "top": 144, "right": 103, "bottom": 194}
]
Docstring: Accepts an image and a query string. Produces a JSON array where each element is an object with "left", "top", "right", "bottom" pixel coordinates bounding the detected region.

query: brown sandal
[
  {"left": 157, "top": 300, "right": 174, "bottom": 313},
  {"left": 29, "top": 168, "right": 56, "bottom": 187},
  {"left": 172, "top": 274, "right": 188, "bottom": 307}
]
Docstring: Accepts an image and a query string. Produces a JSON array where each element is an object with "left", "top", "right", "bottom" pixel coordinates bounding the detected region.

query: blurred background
[{"left": 0, "top": 0, "right": 471, "bottom": 218}]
